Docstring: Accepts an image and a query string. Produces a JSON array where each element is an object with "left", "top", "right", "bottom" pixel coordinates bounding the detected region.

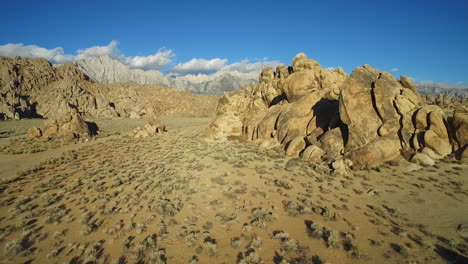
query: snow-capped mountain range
[{"left": 75, "top": 56, "right": 259, "bottom": 95}]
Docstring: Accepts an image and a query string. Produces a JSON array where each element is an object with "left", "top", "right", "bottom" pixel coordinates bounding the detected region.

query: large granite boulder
[{"left": 205, "top": 52, "right": 466, "bottom": 169}]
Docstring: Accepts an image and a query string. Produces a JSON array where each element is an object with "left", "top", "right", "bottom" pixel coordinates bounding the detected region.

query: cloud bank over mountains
[{"left": 0, "top": 41, "right": 279, "bottom": 75}]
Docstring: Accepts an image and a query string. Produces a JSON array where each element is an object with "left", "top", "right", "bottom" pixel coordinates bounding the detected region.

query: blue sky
[{"left": 0, "top": 0, "right": 467, "bottom": 84}]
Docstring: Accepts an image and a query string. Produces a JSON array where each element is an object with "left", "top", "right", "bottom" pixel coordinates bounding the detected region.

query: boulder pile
[
  {"left": 205, "top": 53, "right": 468, "bottom": 168},
  {"left": 28, "top": 108, "right": 98, "bottom": 141},
  {"left": 132, "top": 119, "right": 167, "bottom": 138}
]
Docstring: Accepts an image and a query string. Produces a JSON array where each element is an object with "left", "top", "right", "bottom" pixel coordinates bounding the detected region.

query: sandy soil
[{"left": 0, "top": 117, "right": 467, "bottom": 264}]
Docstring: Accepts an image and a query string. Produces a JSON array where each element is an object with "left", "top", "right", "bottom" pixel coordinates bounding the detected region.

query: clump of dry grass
[
  {"left": 237, "top": 248, "right": 262, "bottom": 264},
  {"left": 197, "top": 237, "right": 217, "bottom": 257},
  {"left": 4, "top": 238, "right": 27, "bottom": 256}
]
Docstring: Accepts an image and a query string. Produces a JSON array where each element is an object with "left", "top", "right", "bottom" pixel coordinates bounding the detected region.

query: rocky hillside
[
  {"left": 0, "top": 56, "right": 218, "bottom": 120},
  {"left": 205, "top": 53, "right": 468, "bottom": 169},
  {"left": 75, "top": 55, "right": 258, "bottom": 95},
  {"left": 416, "top": 82, "right": 468, "bottom": 97}
]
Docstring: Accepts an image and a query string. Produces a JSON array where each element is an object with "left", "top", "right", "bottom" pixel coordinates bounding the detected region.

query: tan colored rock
[
  {"left": 428, "top": 111, "right": 448, "bottom": 139},
  {"left": 0, "top": 56, "right": 216, "bottom": 120},
  {"left": 413, "top": 105, "right": 443, "bottom": 130},
  {"left": 258, "top": 138, "right": 280, "bottom": 149},
  {"left": 259, "top": 67, "right": 274, "bottom": 83},
  {"left": 331, "top": 158, "right": 353, "bottom": 175},
  {"left": 452, "top": 111, "right": 468, "bottom": 145},
  {"left": 349, "top": 64, "right": 381, "bottom": 87},
  {"left": 59, "top": 109, "right": 92, "bottom": 137},
  {"left": 255, "top": 105, "right": 282, "bottom": 140},
  {"left": 277, "top": 114, "right": 311, "bottom": 145},
  {"left": 148, "top": 119, "right": 167, "bottom": 133},
  {"left": 27, "top": 127, "right": 42, "bottom": 139},
  {"left": 400, "top": 76, "right": 421, "bottom": 103},
  {"left": 372, "top": 72, "right": 400, "bottom": 123},
  {"left": 320, "top": 67, "right": 348, "bottom": 100},
  {"left": 461, "top": 146, "right": 468, "bottom": 163},
  {"left": 346, "top": 137, "right": 401, "bottom": 168},
  {"left": 32, "top": 109, "right": 98, "bottom": 141},
  {"left": 145, "top": 124, "right": 157, "bottom": 134},
  {"left": 283, "top": 70, "right": 318, "bottom": 102},
  {"left": 134, "top": 129, "right": 150, "bottom": 138},
  {"left": 292, "top": 53, "right": 320, "bottom": 72},
  {"left": 244, "top": 111, "right": 269, "bottom": 140},
  {"left": 276, "top": 65, "right": 290, "bottom": 79},
  {"left": 301, "top": 145, "right": 325, "bottom": 162},
  {"left": 43, "top": 126, "right": 59, "bottom": 139},
  {"left": 203, "top": 114, "right": 243, "bottom": 140},
  {"left": 129, "top": 111, "right": 141, "bottom": 119},
  {"left": 423, "top": 130, "right": 452, "bottom": 156},
  {"left": 339, "top": 77, "right": 382, "bottom": 148},
  {"left": 205, "top": 52, "right": 462, "bottom": 168},
  {"left": 421, "top": 147, "right": 443, "bottom": 160},
  {"left": 319, "top": 128, "right": 344, "bottom": 159},
  {"left": 411, "top": 152, "right": 435, "bottom": 166},
  {"left": 285, "top": 137, "right": 306, "bottom": 157}
]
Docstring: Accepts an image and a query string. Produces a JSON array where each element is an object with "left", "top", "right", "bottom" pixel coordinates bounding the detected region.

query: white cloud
[
  {"left": 0, "top": 41, "right": 174, "bottom": 71},
  {"left": 0, "top": 43, "right": 74, "bottom": 64},
  {"left": 119, "top": 49, "right": 175, "bottom": 71},
  {"left": 0, "top": 41, "right": 279, "bottom": 74},
  {"left": 169, "top": 58, "right": 227, "bottom": 75},
  {"left": 169, "top": 58, "right": 280, "bottom": 75},
  {"left": 456, "top": 81, "right": 464, "bottom": 85},
  {"left": 390, "top": 68, "right": 399, "bottom": 72},
  {"left": 75, "top": 41, "right": 174, "bottom": 71},
  {"left": 75, "top": 40, "right": 120, "bottom": 60},
  {"left": 221, "top": 59, "right": 280, "bottom": 73}
]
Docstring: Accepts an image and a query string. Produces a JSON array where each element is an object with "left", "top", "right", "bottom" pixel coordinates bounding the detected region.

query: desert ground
[{"left": 0, "top": 117, "right": 467, "bottom": 264}]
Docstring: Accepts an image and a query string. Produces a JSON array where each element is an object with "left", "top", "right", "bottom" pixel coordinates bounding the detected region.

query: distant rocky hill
[
  {"left": 0, "top": 56, "right": 218, "bottom": 120},
  {"left": 416, "top": 82, "right": 468, "bottom": 98},
  {"left": 75, "top": 56, "right": 258, "bottom": 95}
]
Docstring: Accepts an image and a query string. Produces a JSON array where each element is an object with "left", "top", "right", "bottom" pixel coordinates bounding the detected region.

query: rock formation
[
  {"left": 132, "top": 119, "right": 167, "bottom": 138},
  {"left": 0, "top": 56, "right": 218, "bottom": 120},
  {"left": 28, "top": 108, "right": 98, "bottom": 141},
  {"left": 205, "top": 53, "right": 468, "bottom": 168}
]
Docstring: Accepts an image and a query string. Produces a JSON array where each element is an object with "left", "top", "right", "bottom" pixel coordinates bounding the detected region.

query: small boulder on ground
[
  {"left": 411, "top": 152, "right": 435, "bottom": 166},
  {"left": 27, "top": 127, "right": 42, "bottom": 139}
]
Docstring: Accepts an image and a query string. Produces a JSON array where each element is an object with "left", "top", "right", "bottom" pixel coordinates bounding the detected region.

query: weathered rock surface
[
  {"left": 411, "top": 153, "right": 435, "bottom": 166},
  {"left": 203, "top": 114, "right": 243, "bottom": 141},
  {"left": 205, "top": 52, "right": 468, "bottom": 169},
  {"left": 132, "top": 120, "right": 167, "bottom": 138},
  {"left": 27, "top": 127, "right": 42, "bottom": 139},
  {"left": 29, "top": 109, "right": 98, "bottom": 141}
]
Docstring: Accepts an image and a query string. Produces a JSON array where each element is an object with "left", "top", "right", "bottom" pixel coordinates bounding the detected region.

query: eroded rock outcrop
[
  {"left": 0, "top": 56, "right": 219, "bottom": 120},
  {"left": 205, "top": 53, "right": 468, "bottom": 169},
  {"left": 132, "top": 121, "right": 167, "bottom": 138},
  {"left": 28, "top": 108, "right": 98, "bottom": 141}
]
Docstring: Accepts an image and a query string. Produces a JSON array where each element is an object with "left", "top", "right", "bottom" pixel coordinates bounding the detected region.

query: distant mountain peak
[{"left": 75, "top": 56, "right": 258, "bottom": 95}]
